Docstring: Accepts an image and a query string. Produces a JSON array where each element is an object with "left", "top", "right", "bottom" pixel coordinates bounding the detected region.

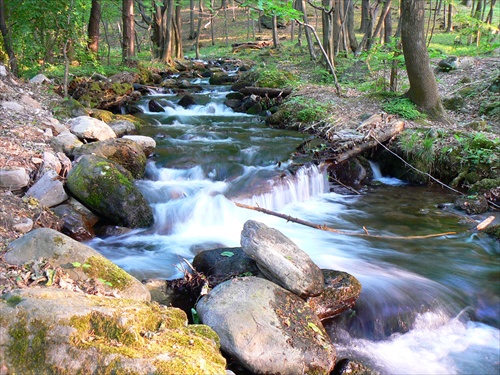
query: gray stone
[
  {"left": 20, "top": 94, "right": 42, "bottom": 110},
  {"left": 197, "top": 277, "right": 336, "bottom": 374},
  {"left": 67, "top": 116, "right": 116, "bottom": 141},
  {"left": 122, "top": 135, "right": 156, "bottom": 156},
  {"left": 0, "top": 65, "right": 7, "bottom": 76},
  {"left": 0, "top": 167, "right": 30, "bottom": 190},
  {"left": 4, "top": 228, "right": 150, "bottom": 301},
  {"left": 241, "top": 220, "right": 324, "bottom": 297},
  {"left": 109, "top": 119, "right": 136, "bottom": 136},
  {"left": 30, "top": 73, "right": 51, "bottom": 83},
  {"left": 1, "top": 101, "right": 24, "bottom": 112},
  {"left": 50, "top": 131, "right": 83, "bottom": 155},
  {"left": 42, "top": 151, "right": 62, "bottom": 175},
  {"left": 25, "top": 169, "right": 68, "bottom": 207},
  {"left": 12, "top": 218, "right": 33, "bottom": 234}
]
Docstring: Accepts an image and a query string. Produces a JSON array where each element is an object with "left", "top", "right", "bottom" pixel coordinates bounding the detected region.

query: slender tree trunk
[
  {"left": 174, "top": 3, "right": 183, "bottom": 59},
  {"left": 189, "top": 0, "right": 196, "bottom": 39},
  {"left": 401, "top": 0, "right": 444, "bottom": 118},
  {"left": 384, "top": 4, "right": 392, "bottom": 44},
  {"left": 486, "top": 0, "right": 496, "bottom": 24},
  {"left": 272, "top": 14, "right": 279, "bottom": 47},
  {"left": 301, "top": 0, "right": 316, "bottom": 58},
  {"left": 322, "top": 0, "right": 334, "bottom": 62},
  {"left": 160, "top": 0, "right": 174, "bottom": 63},
  {"left": 446, "top": 3, "right": 453, "bottom": 32},
  {"left": 0, "top": 0, "right": 17, "bottom": 75},
  {"left": 87, "top": 0, "right": 101, "bottom": 54},
  {"left": 122, "top": 0, "right": 135, "bottom": 64},
  {"left": 360, "top": 0, "right": 371, "bottom": 32},
  {"left": 195, "top": 0, "right": 203, "bottom": 59},
  {"left": 346, "top": 0, "right": 358, "bottom": 52}
]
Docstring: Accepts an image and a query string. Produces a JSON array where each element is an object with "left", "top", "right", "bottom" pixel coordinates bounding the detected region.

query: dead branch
[{"left": 234, "top": 202, "right": 457, "bottom": 239}]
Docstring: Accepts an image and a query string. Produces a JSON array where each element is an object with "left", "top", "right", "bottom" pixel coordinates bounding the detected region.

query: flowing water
[{"left": 89, "top": 80, "right": 500, "bottom": 374}]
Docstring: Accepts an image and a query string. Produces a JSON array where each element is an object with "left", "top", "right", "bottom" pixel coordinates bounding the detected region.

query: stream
[{"left": 88, "top": 79, "right": 500, "bottom": 374}]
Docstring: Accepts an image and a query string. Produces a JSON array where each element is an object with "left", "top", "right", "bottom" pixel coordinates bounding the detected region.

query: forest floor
[{"left": 0, "top": 52, "right": 499, "bottom": 293}]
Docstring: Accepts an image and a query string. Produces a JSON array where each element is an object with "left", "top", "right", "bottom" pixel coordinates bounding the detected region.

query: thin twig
[{"left": 234, "top": 202, "right": 456, "bottom": 240}]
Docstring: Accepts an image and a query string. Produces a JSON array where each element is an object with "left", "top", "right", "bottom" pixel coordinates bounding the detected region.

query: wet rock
[
  {"left": 52, "top": 198, "right": 100, "bottom": 241},
  {"left": 197, "top": 277, "right": 335, "bottom": 374},
  {"left": 0, "top": 288, "right": 226, "bottom": 374},
  {"left": 0, "top": 167, "right": 30, "bottom": 191},
  {"left": 329, "top": 158, "right": 368, "bottom": 186},
  {"left": 246, "top": 102, "right": 263, "bottom": 115},
  {"left": 226, "top": 92, "right": 244, "bottom": 100},
  {"left": 148, "top": 99, "right": 165, "bottom": 113},
  {"left": 209, "top": 72, "right": 238, "bottom": 85},
  {"left": 4, "top": 228, "right": 150, "bottom": 300},
  {"left": 178, "top": 94, "right": 197, "bottom": 108},
  {"left": 72, "top": 138, "right": 147, "bottom": 178},
  {"left": 332, "top": 358, "right": 379, "bottom": 375},
  {"left": 192, "top": 247, "right": 260, "bottom": 283},
  {"left": 25, "top": 170, "right": 68, "bottom": 208},
  {"left": 67, "top": 116, "right": 116, "bottom": 142},
  {"left": 240, "top": 220, "right": 324, "bottom": 297},
  {"left": 454, "top": 195, "right": 489, "bottom": 214},
  {"left": 66, "top": 155, "right": 154, "bottom": 229},
  {"left": 224, "top": 98, "right": 242, "bottom": 109},
  {"left": 307, "top": 270, "right": 362, "bottom": 321}
]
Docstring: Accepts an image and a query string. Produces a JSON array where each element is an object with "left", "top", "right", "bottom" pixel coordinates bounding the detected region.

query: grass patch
[{"left": 382, "top": 98, "right": 424, "bottom": 120}]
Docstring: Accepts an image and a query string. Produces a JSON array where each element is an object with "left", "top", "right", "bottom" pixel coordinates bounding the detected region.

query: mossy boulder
[
  {"left": 454, "top": 195, "right": 489, "bottom": 215},
  {"left": 51, "top": 98, "right": 90, "bottom": 120},
  {"left": 66, "top": 155, "right": 154, "bottom": 228},
  {"left": 4, "top": 228, "right": 150, "bottom": 300},
  {"left": 72, "top": 138, "right": 147, "bottom": 179},
  {"left": 0, "top": 288, "right": 226, "bottom": 374}
]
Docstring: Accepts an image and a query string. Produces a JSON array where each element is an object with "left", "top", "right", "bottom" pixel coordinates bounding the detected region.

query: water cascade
[{"left": 89, "top": 79, "right": 500, "bottom": 374}]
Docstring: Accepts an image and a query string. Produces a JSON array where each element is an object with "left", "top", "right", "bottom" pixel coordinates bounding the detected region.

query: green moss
[
  {"left": 7, "top": 314, "right": 49, "bottom": 374},
  {"left": 485, "top": 224, "right": 500, "bottom": 240},
  {"left": 469, "top": 178, "right": 500, "bottom": 194},
  {"left": 84, "top": 256, "right": 133, "bottom": 291},
  {"left": 69, "top": 302, "right": 225, "bottom": 374},
  {"left": 91, "top": 109, "right": 115, "bottom": 123},
  {"left": 112, "top": 83, "right": 133, "bottom": 96},
  {"left": 5, "top": 295, "right": 23, "bottom": 307}
]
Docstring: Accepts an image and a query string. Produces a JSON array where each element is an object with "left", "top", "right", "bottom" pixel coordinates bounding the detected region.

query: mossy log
[{"left": 239, "top": 86, "right": 292, "bottom": 98}]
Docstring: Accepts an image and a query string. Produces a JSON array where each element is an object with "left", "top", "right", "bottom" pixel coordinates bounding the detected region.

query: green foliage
[
  {"left": 453, "top": 133, "right": 500, "bottom": 167},
  {"left": 382, "top": 98, "right": 424, "bottom": 120},
  {"left": 398, "top": 129, "right": 439, "bottom": 175},
  {"left": 285, "top": 97, "right": 331, "bottom": 124}
]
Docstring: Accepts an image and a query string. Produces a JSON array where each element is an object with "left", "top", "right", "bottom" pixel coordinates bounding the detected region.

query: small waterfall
[
  {"left": 237, "top": 164, "right": 329, "bottom": 210},
  {"left": 368, "top": 160, "right": 405, "bottom": 186}
]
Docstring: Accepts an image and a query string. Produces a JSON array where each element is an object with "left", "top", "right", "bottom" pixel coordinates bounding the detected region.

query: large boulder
[
  {"left": 122, "top": 135, "right": 156, "bottom": 157},
  {"left": 240, "top": 220, "right": 324, "bottom": 297},
  {"left": 4, "top": 228, "right": 150, "bottom": 300},
  {"left": 197, "top": 277, "right": 336, "bottom": 374},
  {"left": 50, "top": 131, "right": 84, "bottom": 156},
  {"left": 67, "top": 116, "right": 116, "bottom": 142},
  {"left": 72, "top": 138, "right": 147, "bottom": 179},
  {"left": 66, "top": 155, "right": 153, "bottom": 228},
  {"left": 0, "top": 288, "right": 226, "bottom": 374}
]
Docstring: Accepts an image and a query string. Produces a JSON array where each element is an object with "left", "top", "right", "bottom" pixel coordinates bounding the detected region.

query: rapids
[{"left": 88, "top": 80, "right": 500, "bottom": 374}]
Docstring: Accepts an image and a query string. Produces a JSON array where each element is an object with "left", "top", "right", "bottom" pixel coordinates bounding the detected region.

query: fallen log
[
  {"left": 232, "top": 41, "right": 272, "bottom": 52},
  {"left": 239, "top": 86, "right": 292, "bottom": 98},
  {"left": 326, "top": 114, "right": 405, "bottom": 164},
  {"left": 234, "top": 202, "right": 457, "bottom": 240}
]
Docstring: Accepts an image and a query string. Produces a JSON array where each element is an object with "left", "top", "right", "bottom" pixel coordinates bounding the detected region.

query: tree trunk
[
  {"left": 446, "top": 3, "right": 453, "bottom": 32},
  {"left": 272, "top": 14, "right": 279, "bottom": 47},
  {"left": 322, "top": 0, "right": 334, "bottom": 63},
  {"left": 346, "top": 0, "right": 358, "bottom": 52},
  {"left": 384, "top": 4, "right": 392, "bottom": 44},
  {"left": 0, "top": 0, "right": 17, "bottom": 75},
  {"left": 122, "top": 0, "right": 135, "bottom": 64},
  {"left": 174, "top": 3, "right": 183, "bottom": 59},
  {"left": 195, "top": 0, "right": 203, "bottom": 59},
  {"left": 360, "top": 0, "right": 371, "bottom": 32},
  {"left": 486, "top": 0, "right": 496, "bottom": 24},
  {"left": 401, "top": 0, "right": 444, "bottom": 119},
  {"left": 300, "top": 0, "right": 316, "bottom": 59},
  {"left": 189, "top": 0, "right": 196, "bottom": 39},
  {"left": 87, "top": 0, "right": 101, "bottom": 54}
]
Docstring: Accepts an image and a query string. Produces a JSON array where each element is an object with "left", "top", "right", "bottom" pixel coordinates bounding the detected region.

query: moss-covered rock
[
  {"left": 50, "top": 98, "right": 90, "bottom": 121},
  {"left": 454, "top": 195, "right": 489, "bottom": 215},
  {"left": 0, "top": 289, "right": 226, "bottom": 374},
  {"left": 66, "top": 155, "right": 153, "bottom": 228}
]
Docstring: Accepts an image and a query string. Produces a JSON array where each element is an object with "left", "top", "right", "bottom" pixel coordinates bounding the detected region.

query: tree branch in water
[{"left": 233, "top": 202, "right": 457, "bottom": 240}]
